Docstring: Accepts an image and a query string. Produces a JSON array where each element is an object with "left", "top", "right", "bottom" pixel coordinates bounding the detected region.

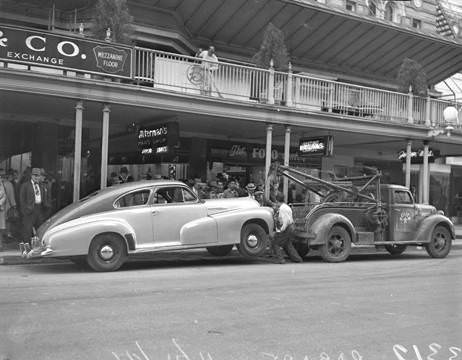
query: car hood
[{"left": 204, "top": 197, "right": 261, "bottom": 215}]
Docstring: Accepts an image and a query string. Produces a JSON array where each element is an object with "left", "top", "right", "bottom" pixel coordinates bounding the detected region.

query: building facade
[{"left": 1, "top": 0, "right": 462, "bottom": 218}]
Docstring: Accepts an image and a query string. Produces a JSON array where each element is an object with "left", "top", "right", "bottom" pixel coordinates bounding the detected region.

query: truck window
[{"left": 394, "top": 190, "right": 413, "bottom": 204}]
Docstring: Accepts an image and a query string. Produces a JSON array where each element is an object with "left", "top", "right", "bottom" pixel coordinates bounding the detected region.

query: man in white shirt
[
  {"left": 198, "top": 46, "right": 219, "bottom": 96},
  {"left": 270, "top": 192, "right": 303, "bottom": 264}
]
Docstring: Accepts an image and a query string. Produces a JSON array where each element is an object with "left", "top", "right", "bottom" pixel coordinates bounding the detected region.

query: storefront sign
[
  {"left": 209, "top": 141, "right": 307, "bottom": 165},
  {"left": 137, "top": 122, "right": 179, "bottom": 155},
  {"left": 299, "top": 136, "right": 333, "bottom": 156},
  {"left": 0, "top": 24, "right": 132, "bottom": 78},
  {"left": 397, "top": 148, "right": 439, "bottom": 164}
]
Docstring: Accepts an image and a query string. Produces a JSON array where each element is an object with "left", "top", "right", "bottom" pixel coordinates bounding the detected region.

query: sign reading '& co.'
[{"left": 0, "top": 24, "right": 132, "bottom": 78}]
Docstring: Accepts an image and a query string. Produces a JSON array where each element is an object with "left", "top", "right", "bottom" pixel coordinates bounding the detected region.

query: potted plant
[
  {"left": 91, "top": 0, "right": 134, "bottom": 44},
  {"left": 396, "top": 58, "right": 428, "bottom": 96},
  {"left": 252, "top": 23, "right": 290, "bottom": 103}
]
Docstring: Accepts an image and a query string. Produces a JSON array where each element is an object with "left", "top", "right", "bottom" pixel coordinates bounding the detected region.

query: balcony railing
[
  {"left": 2, "top": 45, "right": 460, "bottom": 130},
  {"left": 133, "top": 48, "right": 460, "bottom": 129}
]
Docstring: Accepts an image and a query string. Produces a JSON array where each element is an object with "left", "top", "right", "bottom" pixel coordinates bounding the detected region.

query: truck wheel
[
  {"left": 385, "top": 244, "right": 407, "bottom": 256},
  {"left": 321, "top": 225, "right": 351, "bottom": 263},
  {"left": 238, "top": 223, "right": 268, "bottom": 258},
  {"left": 425, "top": 225, "right": 452, "bottom": 258},
  {"left": 87, "top": 234, "right": 127, "bottom": 272},
  {"left": 206, "top": 245, "right": 234, "bottom": 256}
]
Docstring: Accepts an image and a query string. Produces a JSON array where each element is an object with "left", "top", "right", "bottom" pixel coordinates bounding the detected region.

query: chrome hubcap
[
  {"left": 99, "top": 245, "right": 114, "bottom": 260},
  {"left": 247, "top": 234, "right": 258, "bottom": 248}
]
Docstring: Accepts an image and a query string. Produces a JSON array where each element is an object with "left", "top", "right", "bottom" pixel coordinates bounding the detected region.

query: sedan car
[{"left": 21, "top": 180, "right": 274, "bottom": 271}]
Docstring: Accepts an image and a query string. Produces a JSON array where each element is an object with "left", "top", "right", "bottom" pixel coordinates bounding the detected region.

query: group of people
[{"left": 0, "top": 167, "right": 54, "bottom": 251}]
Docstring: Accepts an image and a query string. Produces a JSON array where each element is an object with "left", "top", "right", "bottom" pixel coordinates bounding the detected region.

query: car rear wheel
[
  {"left": 206, "top": 245, "right": 234, "bottom": 256},
  {"left": 321, "top": 225, "right": 351, "bottom": 263},
  {"left": 87, "top": 234, "right": 127, "bottom": 272},
  {"left": 238, "top": 223, "right": 268, "bottom": 258},
  {"left": 385, "top": 244, "right": 407, "bottom": 256},
  {"left": 426, "top": 225, "right": 452, "bottom": 258}
]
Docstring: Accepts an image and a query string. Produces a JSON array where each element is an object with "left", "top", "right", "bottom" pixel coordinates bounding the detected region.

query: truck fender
[
  {"left": 308, "top": 213, "right": 356, "bottom": 247},
  {"left": 415, "top": 214, "right": 455, "bottom": 243}
]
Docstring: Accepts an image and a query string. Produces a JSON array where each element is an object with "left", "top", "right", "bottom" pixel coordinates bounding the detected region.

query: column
[
  {"left": 407, "top": 85, "right": 414, "bottom": 124},
  {"left": 286, "top": 62, "right": 293, "bottom": 107},
  {"left": 73, "top": 101, "right": 83, "bottom": 202},
  {"left": 405, "top": 140, "right": 411, "bottom": 189},
  {"left": 100, "top": 104, "right": 110, "bottom": 189},
  {"left": 423, "top": 141, "right": 429, "bottom": 204},
  {"left": 283, "top": 126, "right": 291, "bottom": 202},
  {"left": 264, "top": 124, "right": 273, "bottom": 200}
]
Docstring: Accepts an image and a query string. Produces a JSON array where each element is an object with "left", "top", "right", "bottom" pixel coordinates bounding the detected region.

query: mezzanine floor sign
[{"left": 0, "top": 24, "right": 132, "bottom": 78}]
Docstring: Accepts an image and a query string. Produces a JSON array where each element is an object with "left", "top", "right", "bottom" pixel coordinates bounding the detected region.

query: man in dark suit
[{"left": 19, "top": 167, "right": 46, "bottom": 245}]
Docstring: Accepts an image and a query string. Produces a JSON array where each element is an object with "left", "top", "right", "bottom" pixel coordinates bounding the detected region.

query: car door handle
[{"left": 151, "top": 210, "right": 158, "bottom": 215}]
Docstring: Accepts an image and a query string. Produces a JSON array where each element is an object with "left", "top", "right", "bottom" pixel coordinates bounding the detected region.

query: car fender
[
  {"left": 308, "top": 213, "right": 356, "bottom": 246},
  {"left": 43, "top": 217, "right": 135, "bottom": 257},
  {"left": 414, "top": 214, "right": 455, "bottom": 243},
  {"left": 210, "top": 206, "right": 274, "bottom": 245}
]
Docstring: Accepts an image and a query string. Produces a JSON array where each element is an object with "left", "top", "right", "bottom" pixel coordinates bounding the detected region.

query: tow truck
[{"left": 275, "top": 164, "right": 454, "bottom": 262}]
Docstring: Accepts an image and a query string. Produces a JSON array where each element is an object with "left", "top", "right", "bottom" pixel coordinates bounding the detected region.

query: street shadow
[{"left": 12, "top": 247, "right": 462, "bottom": 274}]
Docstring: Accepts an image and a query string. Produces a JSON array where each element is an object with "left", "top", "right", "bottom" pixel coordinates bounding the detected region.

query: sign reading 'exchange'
[{"left": 0, "top": 24, "right": 132, "bottom": 78}]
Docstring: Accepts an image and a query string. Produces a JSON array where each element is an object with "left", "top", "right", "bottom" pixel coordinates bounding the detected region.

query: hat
[
  {"left": 246, "top": 183, "right": 256, "bottom": 191},
  {"left": 31, "top": 168, "right": 41, "bottom": 176},
  {"left": 120, "top": 166, "right": 128, "bottom": 174}
]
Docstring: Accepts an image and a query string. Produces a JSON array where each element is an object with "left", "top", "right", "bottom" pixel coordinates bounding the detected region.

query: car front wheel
[
  {"left": 238, "top": 223, "right": 268, "bottom": 258},
  {"left": 321, "top": 225, "right": 351, "bottom": 263},
  {"left": 426, "top": 225, "right": 452, "bottom": 258},
  {"left": 87, "top": 234, "right": 127, "bottom": 272}
]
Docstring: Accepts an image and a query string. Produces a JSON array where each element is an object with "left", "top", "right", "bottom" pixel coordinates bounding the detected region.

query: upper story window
[
  {"left": 385, "top": 3, "right": 394, "bottom": 22},
  {"left": 346, "top": 0, "right": 357, "bottom": 12},
  {"left": 412, "top": 18, "right": 422, "bottom": 29},
  {"left": 368, "top": 0, "right": 377, "bottom": 16}
]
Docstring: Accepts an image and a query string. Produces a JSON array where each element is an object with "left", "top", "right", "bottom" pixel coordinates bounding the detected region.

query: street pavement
[{"left": 1, "top": 246, "right": 461, "bottom": 360}]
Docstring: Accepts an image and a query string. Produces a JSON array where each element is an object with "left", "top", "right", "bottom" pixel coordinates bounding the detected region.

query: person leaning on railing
[{"left": 198, "top": 46, "right": 219, "bottom": 96}]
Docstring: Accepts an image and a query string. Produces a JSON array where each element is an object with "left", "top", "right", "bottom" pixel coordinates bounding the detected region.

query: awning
[{"left": 148, "top": 0, "right": 462, "bottom": 86}]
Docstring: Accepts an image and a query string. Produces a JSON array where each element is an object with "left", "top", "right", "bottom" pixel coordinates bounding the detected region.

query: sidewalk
[{"left": 2, "top": 225, "right": 462, "bottom": 266}]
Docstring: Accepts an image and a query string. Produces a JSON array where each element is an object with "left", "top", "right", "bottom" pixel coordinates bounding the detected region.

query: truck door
[{"left": 389, "top": 189, "right": 416, "bottom": 242}]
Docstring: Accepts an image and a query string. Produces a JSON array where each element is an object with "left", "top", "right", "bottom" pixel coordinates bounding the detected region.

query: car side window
[
  {"left": 114, "top": 189, "right": 151, "bottom": 208},
  {"left": 154, "top": 186, "right": 185, "bottom": 204},
  {"left": 394, "top": 190, "right": 413, "bottom": 204},
  {"left": 183, "top": 187, "right": 198, "bottom": 202}
]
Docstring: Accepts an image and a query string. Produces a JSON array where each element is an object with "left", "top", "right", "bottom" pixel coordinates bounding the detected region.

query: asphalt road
[{"left": 1, "top": 247, "right": 461, "bottom": 360}]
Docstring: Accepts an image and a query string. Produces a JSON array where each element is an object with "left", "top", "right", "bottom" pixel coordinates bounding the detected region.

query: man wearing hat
[
  {"left": 245, "top": 183, "right": 257, "bottom": 199},
  {"left": 19, "top": 167, "right": 46, "bottom": 245},
  {"left": 118, "top": 166, "right": 134, "bottom": 183}
]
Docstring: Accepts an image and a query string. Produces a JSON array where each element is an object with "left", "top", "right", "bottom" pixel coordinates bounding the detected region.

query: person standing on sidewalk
[
  {"left": 270, "top": 192, "right": 303, "bottom": 264},
  {"left": 19, "top": 168, "right": 45, "bottom": 246},
  {"left": 0, "top": 177, "right": 6, "bottom": 251}
]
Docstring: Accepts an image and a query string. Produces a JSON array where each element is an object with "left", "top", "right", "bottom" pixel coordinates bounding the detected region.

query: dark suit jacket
[{"left": 20, "top": 181, "right": 48, "bottom": 216}]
